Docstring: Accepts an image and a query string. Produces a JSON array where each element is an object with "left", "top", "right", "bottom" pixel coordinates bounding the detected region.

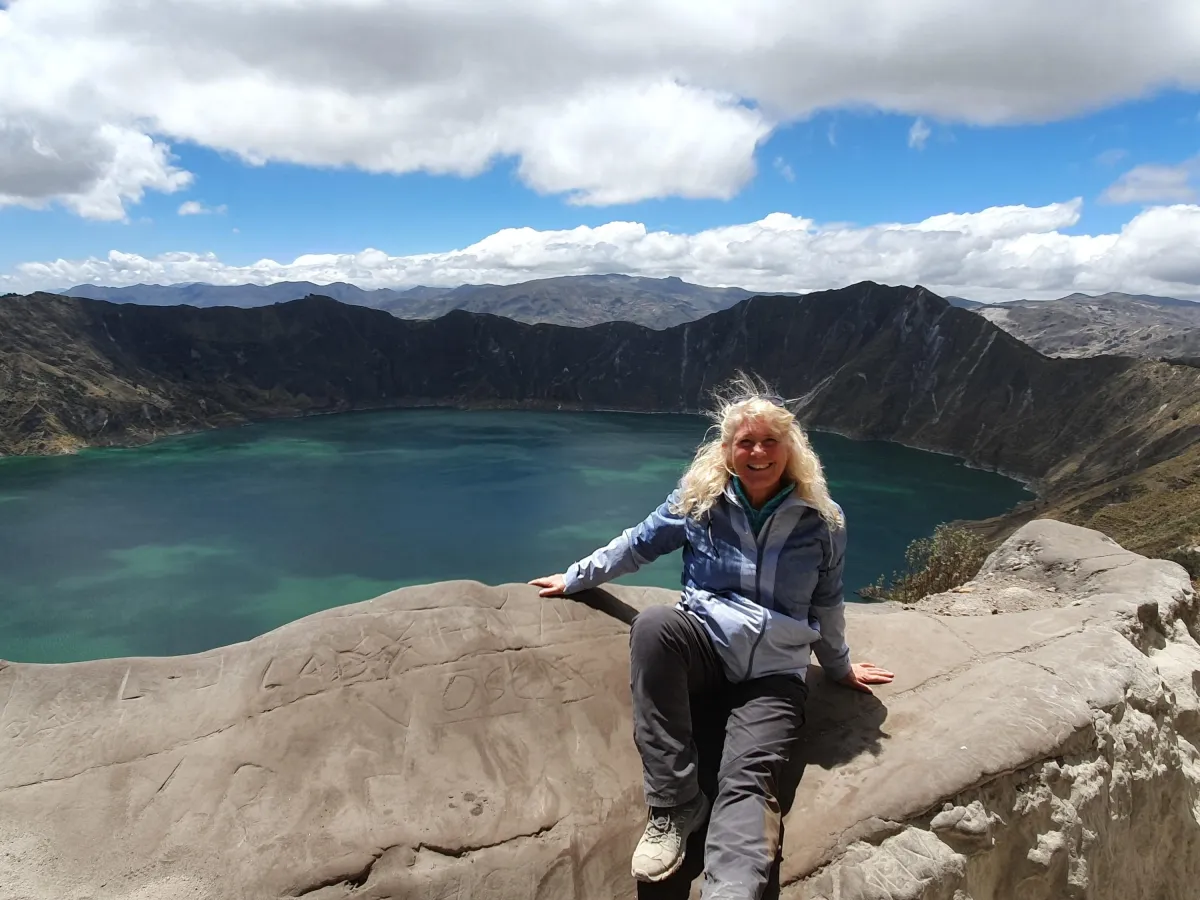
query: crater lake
[{"left": 0, "top": 409, "right": 1032, "bottom": 663}]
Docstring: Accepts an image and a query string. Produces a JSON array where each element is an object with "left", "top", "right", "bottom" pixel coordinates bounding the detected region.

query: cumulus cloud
[
  {"left": 908, "top": 118, "right": 931, "bottom": 150},
  {"left": 2, "top": 0, "right": 1200, "bottom": 218},
  {"left": 178, "top": 200, "right": 226, "bottom": 216},
  {"left": 506, "top": 81, "right": 768, "bottom": 205},
  {"left": 6, "top": 199, "right": 1200, "bottom": 303},
  {"left": 1102, "top": 158, "right": 1199, "bottom": 204},
  {"left": 0, "top": 119, "right": 191, "bottom": 220}
]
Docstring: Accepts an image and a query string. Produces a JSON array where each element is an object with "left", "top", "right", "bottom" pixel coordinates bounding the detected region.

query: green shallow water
[{"left": 0, "top": 409, "right": 1031, "bottom": 663}]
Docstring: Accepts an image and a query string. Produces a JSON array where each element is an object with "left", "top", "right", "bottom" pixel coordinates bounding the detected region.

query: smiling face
[{"left": 729, "top": 418, "right": 788, "bottom": 503}]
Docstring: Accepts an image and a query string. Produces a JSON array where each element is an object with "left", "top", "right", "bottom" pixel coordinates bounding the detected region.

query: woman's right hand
[{"left": 528, "top": 574, "right": 567, "bottom": 597}]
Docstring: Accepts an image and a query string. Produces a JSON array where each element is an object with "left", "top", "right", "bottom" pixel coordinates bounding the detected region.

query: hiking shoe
[{"left": 631, "top": 791, "right": 711, "bottom": 882}]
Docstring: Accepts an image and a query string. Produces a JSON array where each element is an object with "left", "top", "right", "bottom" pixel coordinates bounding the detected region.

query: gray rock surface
[
  {"left": 1, "top": 520, "right": 1198, "bottom": 899},
  {"left": 796, "top": 520, "right": 1200, "bottom": 900}
]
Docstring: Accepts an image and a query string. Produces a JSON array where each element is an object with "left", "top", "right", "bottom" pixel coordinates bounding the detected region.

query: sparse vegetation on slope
[
  {"left": 980, "top": 442, "right": 1200, "bottom": 579},
  {"left": 858, "top": 525, "right": 990, "bottom": 603}
]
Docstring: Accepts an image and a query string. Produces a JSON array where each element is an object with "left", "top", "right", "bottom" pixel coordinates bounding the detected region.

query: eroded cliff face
[
  {"left": 798, "top": 522, "right": 1200, "bottom": 900},
  {"left": 0, "top": 520, "right": 1196, "bottom": 900}
]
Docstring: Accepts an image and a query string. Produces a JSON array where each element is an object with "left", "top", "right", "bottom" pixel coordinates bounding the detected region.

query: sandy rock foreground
[{"left": 1, "top": 520, "right": 1198, "bottom": 900}]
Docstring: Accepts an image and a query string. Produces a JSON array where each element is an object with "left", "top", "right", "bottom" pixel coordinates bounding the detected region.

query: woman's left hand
[
  {"left": 836, "top": 662, "right": 895, "bottom": 694},
  {"left": 528, "top": 574, "right": 567, "bottom": 597}
]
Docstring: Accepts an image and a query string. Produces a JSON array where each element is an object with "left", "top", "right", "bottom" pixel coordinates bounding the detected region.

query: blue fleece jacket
[{"left": 563, "top": 482, "right": 851, "bottom": 683}]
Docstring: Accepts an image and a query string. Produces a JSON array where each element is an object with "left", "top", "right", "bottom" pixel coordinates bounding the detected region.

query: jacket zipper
[{"left": 742, "top": 515, "right": 775, "bottom": 680}]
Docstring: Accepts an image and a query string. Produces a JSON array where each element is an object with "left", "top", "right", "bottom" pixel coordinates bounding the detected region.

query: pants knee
[{"left": 630, "top": 604, "right": 678, "bottom": 654}]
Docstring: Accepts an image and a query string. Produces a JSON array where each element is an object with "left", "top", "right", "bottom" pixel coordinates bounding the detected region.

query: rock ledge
[{"left": 1, "top": 519, "right": 1197, "bottom": 900}]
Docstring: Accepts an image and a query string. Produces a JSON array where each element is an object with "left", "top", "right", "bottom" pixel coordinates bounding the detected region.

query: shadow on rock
[
  {"left": 794, "top": 670, "right": 890, "bottom": 769},
  {"left": 573, "top": 587, "right": 642, "bottom": 627},
  {"left": 637, "top": 670, "right": 889, "bottom": 899}
]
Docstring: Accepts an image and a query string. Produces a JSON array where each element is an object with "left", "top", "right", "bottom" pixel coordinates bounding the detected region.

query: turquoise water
[{"left": 0, "top": 410, "right": 1031, "bottom": 663}]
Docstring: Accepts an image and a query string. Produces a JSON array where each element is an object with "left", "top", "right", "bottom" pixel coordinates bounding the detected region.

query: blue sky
[
  {"left": 2, "top": 1, "right": 1199, "bottom": 300},
  {"left": 6, "top": 92, "right": 1198, "bottom": 271}
]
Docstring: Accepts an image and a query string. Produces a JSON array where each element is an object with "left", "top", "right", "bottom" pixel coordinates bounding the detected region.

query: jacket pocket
[
  {"left": 684, "top": 518, "right": 720, "bottom": 560},
  {"left": 747, "top": 608, "right": 823, "bottom": 680}
]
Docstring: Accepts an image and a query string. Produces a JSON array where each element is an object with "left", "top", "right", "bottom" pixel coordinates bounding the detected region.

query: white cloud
[
  {"left": 508, "top": 81, "right": 768, "bottom": 205},
  {"left": 7, "top": 199, "right": 1200, "bottom": 303},
  {"left": 178, "top": 200, "right": 227, "bottom": 216},
  {"left": 773, "top": 157, "right": 796, "bottom": 182},
  {"left": 0, "top": 120, "right": 191, "bottom": 220},
  {"left": 1101, "top": 158, "right": 1199, "bottom": 204},
  {"left": 827, "top": 122, "right": 838, "bottom": 147},
  {"left": 908, "top": 118, "right": 931, "bottom": 150},
  {"left": 2, "top": 0, "right": 1200, "bottom": 218}
]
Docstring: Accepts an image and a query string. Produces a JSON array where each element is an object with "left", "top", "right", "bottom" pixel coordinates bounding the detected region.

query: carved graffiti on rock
[{"left": 434, "top": 651, "right": 595, "bottom": 724}]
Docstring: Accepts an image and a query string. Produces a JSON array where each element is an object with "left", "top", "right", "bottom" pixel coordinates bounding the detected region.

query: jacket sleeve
[
  {"left": 562, "top": 489, "right": 687, "bottom": 593},
  {"left": 809, "top": 515, "right": 852, "bottom": 681}
]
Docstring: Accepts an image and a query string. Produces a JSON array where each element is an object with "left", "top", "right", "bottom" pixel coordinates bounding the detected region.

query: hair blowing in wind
[{"left": 670, "top": 372, "right": 843, "bottom": 527}]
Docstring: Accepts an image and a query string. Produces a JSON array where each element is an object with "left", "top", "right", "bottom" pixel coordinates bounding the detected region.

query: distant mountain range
[
  {"left": 62, "top": 280, "right": 402, "bottom": 310},
  {"left": 51, "top": 279, "right": 1199, "bottom": 359},
  {"left": 974, "top": 292, "right": 1200, "bottom": 359},
  {"left": 61, "top": 275, "right": 764, "bottom": 330}
]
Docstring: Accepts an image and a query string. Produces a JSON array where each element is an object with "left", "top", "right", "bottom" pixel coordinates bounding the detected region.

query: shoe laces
[{"left": 645, "top": 807, "right": 679, "bottom": 842}]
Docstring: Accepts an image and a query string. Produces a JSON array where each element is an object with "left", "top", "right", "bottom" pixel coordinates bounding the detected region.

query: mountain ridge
[
  {"left": 53, "top": 279, "right": 1200, "bottom": 357},
  {"left": 976, "top": 290, "right": 1200, "bottom": 358},
  {"left": 58, "top": 274, "right": 761, "bottom": 329}
]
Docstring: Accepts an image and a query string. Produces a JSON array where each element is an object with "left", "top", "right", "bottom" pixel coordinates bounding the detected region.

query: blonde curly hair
[{"left": 671, "top": 372, "right": 843, "bottom": 527}]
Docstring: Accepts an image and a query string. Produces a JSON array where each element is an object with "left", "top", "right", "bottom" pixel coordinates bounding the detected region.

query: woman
[{"left": 530, "top": 375, "right": 893, "bottom": 900}]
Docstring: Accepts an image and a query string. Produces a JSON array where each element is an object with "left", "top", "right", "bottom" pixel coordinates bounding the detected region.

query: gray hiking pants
[{"left": 630, "top": 604, "right": 808, "bottom": 900}]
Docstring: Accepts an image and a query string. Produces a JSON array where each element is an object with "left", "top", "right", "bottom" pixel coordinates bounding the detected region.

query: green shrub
[
  {"left": 859, "top": 524, "right": 990, "bottom": 604},
  {"left": 1162, "top": 545, "right": 1200, "bottom": 580}
]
